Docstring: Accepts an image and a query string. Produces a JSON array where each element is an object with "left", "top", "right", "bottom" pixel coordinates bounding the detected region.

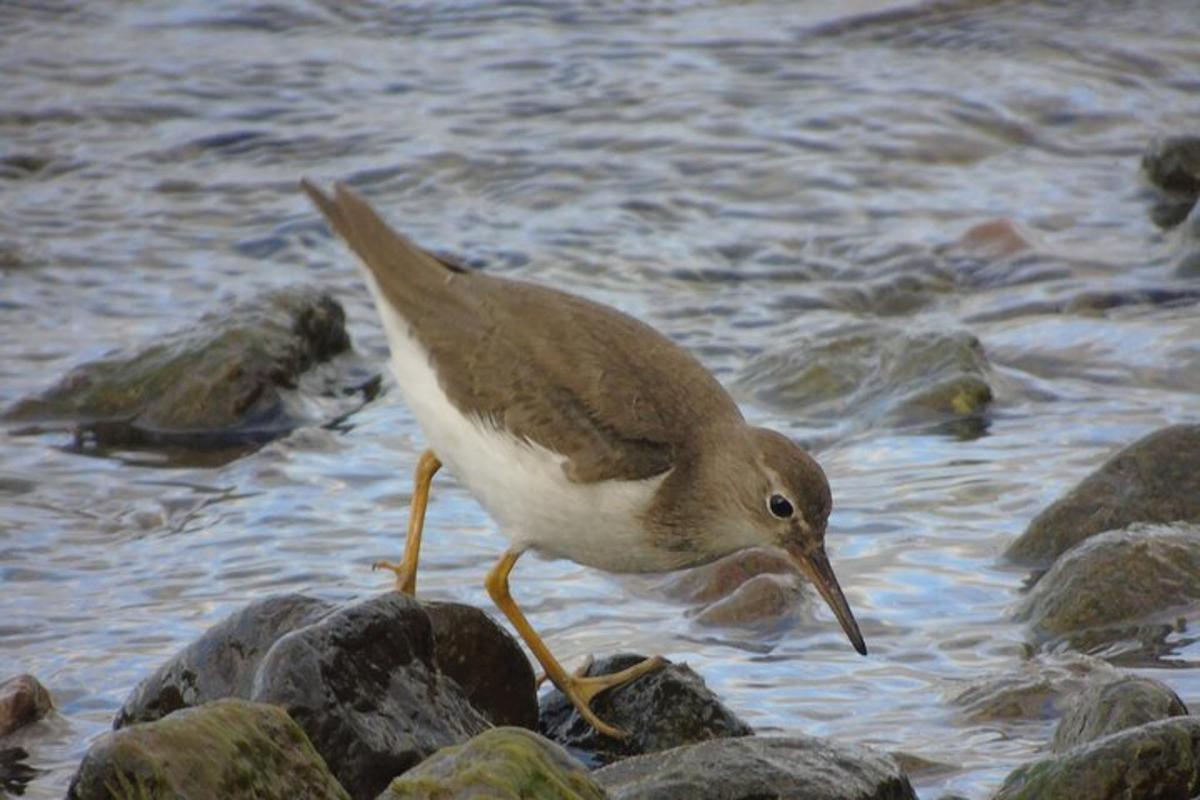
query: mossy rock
[
  {"left": 995, "top": 717, "right": 1200, "bottom": 800},
  {"left": 377, "top": 727, "right": 605, "bottom": 800},
  {"left": 1052, "top": 675, "right": 1188, "bottom": 753},
  {"left": 67, "top": 698, "right": 350, "bottom": 800}
]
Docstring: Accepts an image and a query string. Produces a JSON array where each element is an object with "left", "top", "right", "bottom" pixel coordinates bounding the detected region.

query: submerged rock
[
  {"left": 994, "top": 716, "right": 1200, "bottom": 800},
  {"left": 1141, "top": 135, "right": 1200, "bottom": 229},
  {"left": 376, "top": 727, "right": 606, "bottom": 800},
  {"left": 948, "top": 652, "right": 1116, "bottom": 723},
  {"left": 3, "top": 286, "right": 375, "bottom": 453},
  {"left": 594, "top": 735, "right": 917, "bottom": 800},
  {"left": 68, "top": 699, "right": 350, "bottom": 800},
  {"left": 661, "top": 547, "right": 808, "bottom": 627},
  {"left": 0, "top": 747, "right": 38, "bottom": 797},
  {"left": 0, "top": 674, "right": 52, "bottom": 737},
  {"left": 424, "top": 601, "right": 538, "bottom": 729},
  {"left": 1006, "top": 425, "right": 1200, "bottom": 567},
  {"left": 1014, "top": 524, "right": 1200, "bottom": 647},
  {"left": 737, "top": 321, "right": 992, "bottom": 430},
  {"left": 1051, "top": 675, "right": 1188, "bottom": 753},
  {"left": 539, "top": 654, "right": 752, "bottom": 766}
]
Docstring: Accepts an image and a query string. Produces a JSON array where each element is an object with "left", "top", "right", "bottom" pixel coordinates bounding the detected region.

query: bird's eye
[{"left": 768, "top": 494, "right": 794, "bottom": 519}]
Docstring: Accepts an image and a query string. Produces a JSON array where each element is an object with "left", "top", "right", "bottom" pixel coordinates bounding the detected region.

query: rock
[
  {"left": 994, "top": 717, "right": 1200, "bottom": 800},
  {"left": 948, "top": 652, "right": 1116, "bottom": 723},
  {"left": 693, "top": 573, "right": 804, "bottom": 627},
  {"left": 661, "top": 547, "right": 795, "bottom": 605},
  {"left": 1006, "top": 425, "right": 1200, "bottom": 567},
  {"left": 115, "top": 593, "right": 335, "bottom": 728},
  {"left": 538, "top": 654, "right": 752, "bottom": 766},
  {"left": 0, "top": 674, "right": 52, "bottom": 737},
  {"left": 1052, "top": 675, "right": 1188, "bottom": 753},
  {"left": 1141, "top": 135, "right": 1200, "bottom": 229},
  {"left": 67, "top": 698, "right": 350, "bottom": 800},
  {"left": 3, "top": 286, "right": 375, "bottom": 452},
  {"left": 424, "top": 601, "right": 538, "bottom": 729},
  {"left": 1, "top": 747, "right": 38, "bottom": 797},
  {"left": 252, "top": 593, "right": 489, "bottom": 800},
  {"left": 1014, "top": 524, "right": 1200, "bottom": 647},
  {"left": 659, "top": 547, "right": 808, "bottom": 627},
  {"left": 376, "top": 727, "right": 606, "bottom": 800},
  {"left": 594, "top": 735, "right": 918, "bottom": 800},
  {"left": 737, "top": 321, "right": 992, "bottom": 430}
]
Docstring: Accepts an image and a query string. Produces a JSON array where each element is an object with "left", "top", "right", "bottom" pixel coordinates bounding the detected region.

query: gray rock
[
  {"left": 947, "top": 652, "right": 1116, "bottom": 723},
  {"left": 252, "top": 593, "right": 489, "bottom": 800},
  {"left": 115, "top": 593, "right": 335, "bottom": 728},
  {"left": 1006, "top": 425, "right": 1200, "bottom": 567},
  {"left": 1141, "top": 135, "right": 1200, "bottom": 229},
  {"left": 693, "top": 572, "right": 805, "bottom": 628},
  {"left": 424, "top": 601, "right": 538, "bottom": 729},
  {"left": 0, "top": 674, "right": 52, "bottom": 737},
  {"left": 1014, "top": 524, "right": 1200, "bottom": 646},
  {"left": 539, "top": 654, "right": 752, "bottom": 766},
  {"left": 595, "top": 735, "right": 917, "bottom": 800},
  {"left": 1051, "top": 675, "right": 1188, "bottom": 753},
  {"left": 376, "top": 727, "right": 606, "bottom": 800},
  {"left": 68, "top": 698, "right": 350, "bottom": 800},
  {"left": 994, "top": 717, "right": 1200, "bottom": 800},
  {"left": 3, "top": 286, "right": 374, "bottom": 452},
  {"left": 737, "top": 321, "right": 992, "bottom": 430}
]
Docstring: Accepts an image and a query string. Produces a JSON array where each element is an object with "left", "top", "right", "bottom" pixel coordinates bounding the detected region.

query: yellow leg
[
  {"left": 374, "top": 449, "right": 441, "bottom": 594},
  {"left": 484, "top": 549, "right": 666, "bottom": 739}
]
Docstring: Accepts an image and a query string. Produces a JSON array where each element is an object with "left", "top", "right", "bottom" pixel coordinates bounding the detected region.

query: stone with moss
[
  {"left": 1052, "top": 675, "right": 1188, "bottom": 753},
  {"left": 1006, "top": 425, "right": 1200, "bottom": 567},
  {"left": 994, "top": 717, "right": 1200, "bottom": 800},
  {"left": 376, "top": 727, "right": 605, "bottom": 800},
  {"left": 67, "top": 698, "right": 350, "bottom": 800}
]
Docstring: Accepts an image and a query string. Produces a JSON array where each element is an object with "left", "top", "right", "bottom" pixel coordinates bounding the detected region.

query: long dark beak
[{"left": 784, "top": 542, "right": 867, "bottom": 656}]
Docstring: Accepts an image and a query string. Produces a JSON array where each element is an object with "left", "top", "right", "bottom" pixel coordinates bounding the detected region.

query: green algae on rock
[
  {"left": 1051, "top": 675, "right": 1188, "bottom": 754},
  {"left": 1014, "top": 523, "right": 1200, "bottom": 646},
  {"left": 1006, "top": 425, "right": 1200, "bottom": 567},
  {"left": 377, "top": 727, "right": 605, "bottom": 800},
  {"left": 67, "top": 699, "right": 350, "bottom": 800},
  {"left": 994, "top": 717, "right": 1200, "bottom": 800},
  {"left": 3, "top": 286, "right": 373, "bottom": 453}
]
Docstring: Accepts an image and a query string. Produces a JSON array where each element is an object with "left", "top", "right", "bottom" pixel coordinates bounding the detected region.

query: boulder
[
  {"left": 116, "top": 594, "right": 335, "bottom": 728},
  {"left": 3, "top": 286, "right": 374, "bottom": 453},
  {"left": 376, "top": 727, "right": 606, "bottom": 800},
  {"left": 1051, "top": 675, "right": 1188, "bottom": 753},
  {"left": 67, "top": 698, "right": 350, "bottom": 800},
  {"left": 994, "top": 717, "right": 1200, "bottom": 800},
  {"left": 0, "top": 674, "right": 52, "bottom": 737},
  {"left": 1014, "top": 524, "right": 1200, "bottom": 646},
  {"left": 539, "top": 654, "right": 751, "bottom": 766},
  {"left": 1006, "top": 425, "right": 1200, "bottom": 567},
  {"left": 594, "top": 735, "right": 918, "bottom": 800},
  {"left": 424, "top": 601, "right": 538, "bottom": 729},
  {"left": 737, "top": 321, "right": 992, "bottom": 430},
  {"left": 252, "top": 593, "right": 489, "bottom": 800}
]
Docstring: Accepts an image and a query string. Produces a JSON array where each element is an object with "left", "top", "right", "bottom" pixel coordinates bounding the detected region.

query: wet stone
[
  {"left": 661, "top": 547, "right": 808, "bottom": 628},
  {"left": 424, "top": 601, "right": 538, "bottom": 729},
  {"left": 0, "top": 747, "right": 38, "bottom": 797},
  {"left": 0, "top": 674, "right": 53, "bottom": 738},
  {"left": 115, "top": 594, "right": 335, "bottom": 728},
  {"left": 994, "top": 717, "right": 1200, "bottom": 800},
  {"left": 538, "top": 654, "right": 752, "bottom": 766},
  {"left": 948, "top": 652, "right": 1117, "bottom": 723},
  {"left": 1014, "top": 523, "right": 1200, "bottom": 647},
  {"left": 1051, "top": 675, "right": 1188, "bottom": 754},
  {"left": 693, "top": 573, "right": 804, "bottom": 628},
  {"left": 68, "top": 698, "right": 350, "bottom": 800},
  {"left": 376, "top": 727, "right": 606, "bottom": 800},
  {"left": 2, "top": 285, "right": 374, "bottom": 453},
  {"left": 1141, "top": 135, "right": 1200, "bottom": 229},
  {"left": 594, "top": 735, "right": 918, "bottom": 800},
  {"left": 1006, "top": 424, "right": 1200, "bottom": 567},
  {"left": 252, "top": 593, "right": 489, "bottom": 800}
]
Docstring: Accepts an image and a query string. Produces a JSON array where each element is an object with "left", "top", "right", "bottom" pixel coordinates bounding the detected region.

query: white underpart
[{"left": 368, "top": 277, "right": 671, "bottom": 573}]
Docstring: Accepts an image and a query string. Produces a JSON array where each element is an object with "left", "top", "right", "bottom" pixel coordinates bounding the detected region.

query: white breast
[{"left": 368, "top": 279, "right": 674, "bottom": 574}]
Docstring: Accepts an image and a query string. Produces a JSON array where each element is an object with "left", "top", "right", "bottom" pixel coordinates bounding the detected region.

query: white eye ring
[{"left": 768, "top": 493, "right": 794, "bottom": 519}]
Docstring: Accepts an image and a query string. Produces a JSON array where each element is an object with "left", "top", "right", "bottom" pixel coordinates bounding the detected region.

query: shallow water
[{"left": 2, "top": 1, "right": 1199, "bottom": 796}]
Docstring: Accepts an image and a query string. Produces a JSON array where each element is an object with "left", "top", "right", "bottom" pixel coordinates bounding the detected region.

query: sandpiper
[{"left": 302, "top": 180, "right": 866, "bottom": 737}]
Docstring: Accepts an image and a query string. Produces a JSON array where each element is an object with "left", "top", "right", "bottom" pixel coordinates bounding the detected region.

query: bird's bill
[{"left": 784, "top": 542, "right": 868, "bottom": 656}]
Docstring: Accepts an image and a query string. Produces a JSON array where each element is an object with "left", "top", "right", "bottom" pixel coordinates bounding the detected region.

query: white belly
[{"left": 370, "top": 285, "right": 671, "bottom": 573}]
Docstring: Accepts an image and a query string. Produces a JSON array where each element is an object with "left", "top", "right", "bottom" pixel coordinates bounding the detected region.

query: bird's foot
[
  {"left": 537, "top": 654, "right": 595, "bottom": 688},
  {"left": 559, "top": 655, "right": 667, "bottom": 739},
  {"left": 372, "top": 559, "right": 416, "bottom": 595}
]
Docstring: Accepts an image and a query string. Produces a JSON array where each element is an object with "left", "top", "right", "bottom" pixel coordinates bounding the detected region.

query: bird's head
[{"left": 741, "top": 427, "right": 867, "bottom": 656}]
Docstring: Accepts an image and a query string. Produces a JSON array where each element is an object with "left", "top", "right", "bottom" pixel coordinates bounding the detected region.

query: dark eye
[{"left": 768, "top": 494, "right": 794, "bottom": 519}]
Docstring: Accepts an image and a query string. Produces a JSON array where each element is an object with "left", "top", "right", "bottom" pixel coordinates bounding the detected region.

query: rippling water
[{"left": 3, "top": 1, "right": 1199, "bottom": 797}]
